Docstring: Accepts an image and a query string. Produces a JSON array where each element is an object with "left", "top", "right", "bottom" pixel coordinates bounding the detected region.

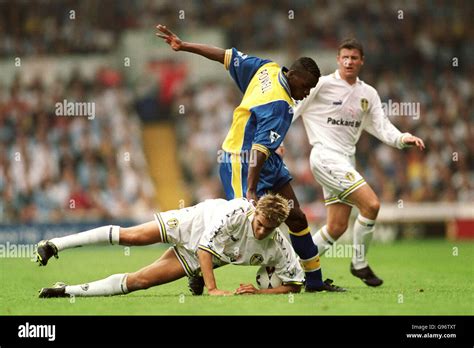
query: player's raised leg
[
  {"left": 39, "top": 248, "right": 186, "bottom": 298},
  {"left": 276, "top": 182, "right": 345, "bottom": 292},
  {"left": 345, "top": 184, "right": 383, "bottom": 286},
  {"left": 36, "top": 221, "right": 163, "bottom": 266}
]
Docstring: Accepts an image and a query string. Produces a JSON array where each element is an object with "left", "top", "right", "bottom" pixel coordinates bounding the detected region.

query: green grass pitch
[{"left": 1, "top": 240, "right": 473, "bottom": 315}]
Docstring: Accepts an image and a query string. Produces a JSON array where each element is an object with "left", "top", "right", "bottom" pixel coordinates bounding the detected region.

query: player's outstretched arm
[
  {"left": 235, "top": 283, "right": 301, "bottom": 295},
  {"left": 156, "top": 24, "right": 225, "bottom": 64},
  {"left": 197, "top": 249, "right": 233, "bottom": 296}
]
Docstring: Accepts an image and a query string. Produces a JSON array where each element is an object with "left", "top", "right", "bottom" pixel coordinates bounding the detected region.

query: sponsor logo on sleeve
[{"left": 270, "top": 131, "right": 281, "bottom": 143}]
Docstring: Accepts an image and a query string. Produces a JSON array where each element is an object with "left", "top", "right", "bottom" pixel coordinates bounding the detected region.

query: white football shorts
[
  {"left": 309, "top": 144, "right": 366, "bottom": 206},
  {"left": 154, "top": 206, "right": 226, "bottom": 277},
  {"left": 153, "top": 207, "right": 203, "bottom": 277}
]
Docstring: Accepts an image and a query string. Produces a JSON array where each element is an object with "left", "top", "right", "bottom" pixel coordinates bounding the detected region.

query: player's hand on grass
[
  {"left": 156, "top": 24, "right": 183, "bottom": 51},
  {"left": 207, "top": 288, "right": 234, "bottom": 296},
  {"left": 402, "top": 135, "right": 425, "bottom": 150},
  {"left": 235, "top": 283, "right": 259, "bottom": 295}
]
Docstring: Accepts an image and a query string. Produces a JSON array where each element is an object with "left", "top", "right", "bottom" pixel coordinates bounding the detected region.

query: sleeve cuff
[
  {"left": 224, "top": 49, "right": 233, "bottom": 70},
  {"left": 198, "top": 245, "right": 222, "bottom": 259},
  {"left": 252, "top": 144, "right": 270, "bottom": 159},
  {"left": 399, "top": 133, "right": 412, "bottom": 149}
]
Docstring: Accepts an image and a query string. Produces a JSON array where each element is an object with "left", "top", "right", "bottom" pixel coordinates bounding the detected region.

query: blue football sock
[{"left": 289, "top": 228, "right": 323, "bottom": 288}]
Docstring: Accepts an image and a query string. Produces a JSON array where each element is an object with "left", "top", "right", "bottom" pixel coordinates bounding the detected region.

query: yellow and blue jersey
[
  {"left": 219, "top": 48, "right": 294, "bottom": 199},
  {"left": 222, "top": 48, "right": 294, "bottom": 157}
]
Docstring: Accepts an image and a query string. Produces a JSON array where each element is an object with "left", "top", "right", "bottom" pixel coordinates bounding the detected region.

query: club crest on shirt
[
  {"left": 345, "top": 172, "right": 356, "bottom": 182},
  {"left": 360, "top": 98, "right": 369, "bottom": 112},
  {"left": 166, "top": 218, "right": 179, "bottom": 228},
  {"left": 250, "top": 254, "right": 264, "bottom": 265}
]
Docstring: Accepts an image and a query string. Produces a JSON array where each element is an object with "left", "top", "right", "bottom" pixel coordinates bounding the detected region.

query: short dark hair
[
  {"left": 338, "top": 38, "right": 364, "bottom": 57},
  {"left": 290, "top": 57, "right": 321, "bottom": 79}
]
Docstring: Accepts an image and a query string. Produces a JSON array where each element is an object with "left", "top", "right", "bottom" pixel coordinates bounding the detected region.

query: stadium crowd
[
  {"left": 173, "top": 64, "right": 473, "bottom": 220},
  {"left": 0, "top": 71, "right": 155, "bottom": 223},
  {"left": 1, "top": 0, "right": 471, "bottom": 223},
  {"left": 1, "top": 0, "right": 471, "bottom": 64},
  {"left": 165, "top": 1, "right": 473, "bottom": 218}
]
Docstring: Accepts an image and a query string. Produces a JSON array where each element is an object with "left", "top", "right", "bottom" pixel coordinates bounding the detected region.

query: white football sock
[
  {"left": 352, "top": 214, "right": 375, "bottom": 270},
  {"left": 312, "top": 225, "right": 336, "bottom": 256},
  {"left": 50, "top": 225, "right": 120, "bottom": 251},
  {"left": 65, "top": 273, "right": 129, "bottom": 297}
]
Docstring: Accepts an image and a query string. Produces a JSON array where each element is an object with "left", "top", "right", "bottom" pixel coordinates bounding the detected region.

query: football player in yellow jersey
[{"left": 156, "top": 24, "right": 344, "bottom": 292}]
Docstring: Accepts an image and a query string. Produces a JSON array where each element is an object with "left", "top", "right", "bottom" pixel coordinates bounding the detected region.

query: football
[{"left": 255, "top": 266, "right": 283, "bottom": 289}]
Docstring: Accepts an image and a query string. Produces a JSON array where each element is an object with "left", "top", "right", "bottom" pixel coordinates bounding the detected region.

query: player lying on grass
[
  {"left": 156, "top": 24, "right": 344, "bottom": 292},
  {"left": 37, "top": 194, "right": 306, "bottom": 297}
]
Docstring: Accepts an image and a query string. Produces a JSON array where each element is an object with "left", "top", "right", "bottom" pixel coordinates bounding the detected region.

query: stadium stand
[
  {"left": 0, "top": 0, "right": 472, "bottom": 230},
  {"left": 0, "top": 71, "right": 156, "bottom": 223}
]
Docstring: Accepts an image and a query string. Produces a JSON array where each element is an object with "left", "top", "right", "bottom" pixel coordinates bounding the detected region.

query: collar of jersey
[
  {"left": 246, "top": 206, "right": 255, "bottom": 223},
  {"left": 278, "top": 67, "right": 292, "bottom": 98},
  {"left": 335, "top": 69, "right": 361, "bottom": 85}
]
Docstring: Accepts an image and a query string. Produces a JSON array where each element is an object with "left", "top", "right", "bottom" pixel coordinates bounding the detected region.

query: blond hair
[{"left": 256, "top": 194, "right": 291, "bottom": 226}]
